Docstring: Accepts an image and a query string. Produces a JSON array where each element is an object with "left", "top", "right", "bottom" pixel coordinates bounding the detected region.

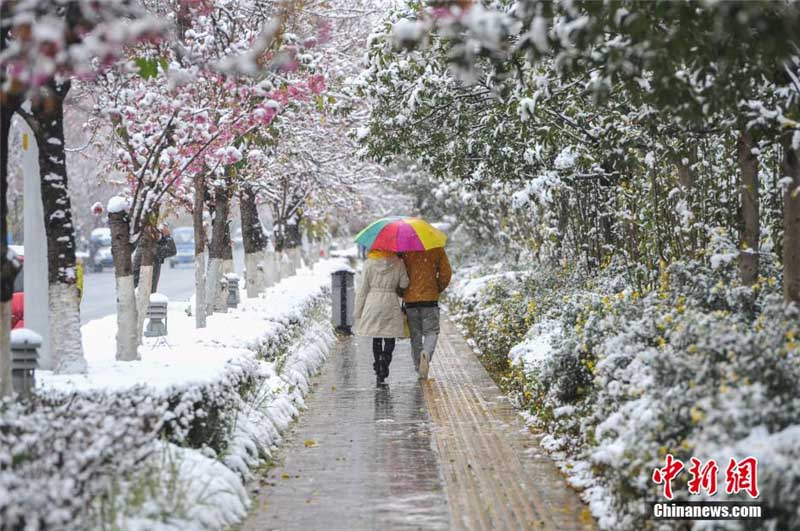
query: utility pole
[{"left": 21, "top": 126, "right": 51, "bottom": 369}]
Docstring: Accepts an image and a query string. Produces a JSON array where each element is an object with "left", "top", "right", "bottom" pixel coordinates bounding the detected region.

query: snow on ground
[
  {"left": 14, "top": 258, "right": 347, "bottom": 530},
  {"left": 39, "top": 259, "right": 343, "bottom": 392}
]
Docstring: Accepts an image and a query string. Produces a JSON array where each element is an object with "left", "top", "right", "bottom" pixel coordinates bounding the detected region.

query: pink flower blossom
[{"left": 308, "top": 74, "right": 326, "bottom": 95}]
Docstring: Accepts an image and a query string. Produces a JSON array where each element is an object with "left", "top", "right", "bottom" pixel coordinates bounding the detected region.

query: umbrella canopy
[{"left": 354, "top": 216, "right": 447, "bottom": 252}]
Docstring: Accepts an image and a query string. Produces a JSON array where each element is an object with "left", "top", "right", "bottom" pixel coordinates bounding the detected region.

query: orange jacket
[{"left": 401, "top": 247, "right": 452, "bottom": 304}]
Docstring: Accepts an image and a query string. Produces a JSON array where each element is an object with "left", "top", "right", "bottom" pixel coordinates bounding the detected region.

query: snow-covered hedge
[
  {"left": 447, "top": 256, "right": 800, "bottom": 531},
  {"left": 0, "top": 262, "right": 340, "bottom": 530}
]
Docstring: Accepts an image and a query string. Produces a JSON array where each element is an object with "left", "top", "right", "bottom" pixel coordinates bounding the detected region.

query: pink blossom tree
[{"left": 0, "top": 0, "right": 163, "bottom": 388}]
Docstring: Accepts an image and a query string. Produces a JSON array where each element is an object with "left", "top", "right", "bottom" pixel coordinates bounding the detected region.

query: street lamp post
[{"left": 21, "top": 126, "right": 52, "bottom": 369}]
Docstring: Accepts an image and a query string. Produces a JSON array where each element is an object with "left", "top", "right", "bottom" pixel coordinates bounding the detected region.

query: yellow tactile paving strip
[{"left": 423, "top": 317, "right": 597, "bottom": 531}]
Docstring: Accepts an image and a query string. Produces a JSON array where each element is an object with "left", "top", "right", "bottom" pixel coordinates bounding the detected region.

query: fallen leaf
[
  {"left": 304, "top": 439, "right": 317, "bottom": 448},
  {"left": 281, "top": 473, "right": 290, "bottom": 480}
]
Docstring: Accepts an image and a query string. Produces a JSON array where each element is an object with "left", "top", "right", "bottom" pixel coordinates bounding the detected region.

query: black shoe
[{"left": 377, "top": 374, "right": 386, "bottom": 386}]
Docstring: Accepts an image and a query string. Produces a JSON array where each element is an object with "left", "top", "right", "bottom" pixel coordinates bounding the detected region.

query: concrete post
[
  {"left": 21, "top": 126, "right": 51, "bottom": 369},
  {"left": 144, "top": 294, "right": 169, "bottom": 337},
  {"left": 10, "top": 328, "right": 41, "bottom": 399},
  {"left": 226, "top": 273, "right": 240, "bottom": 308}
]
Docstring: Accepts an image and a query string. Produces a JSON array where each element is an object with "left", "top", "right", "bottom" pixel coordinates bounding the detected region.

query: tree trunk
[
  {"left": 267, "top": 246, "right": 280, "bottom": 287},
  {"left": 781, "top": 133, "right": 800, "bottom": 305},
  {"left": 27, "top": 81, "right": 87, "bottom": 373},
  {"left": 240, "top": 184, "right": 267, "bottom": 297},
  {"left": 207, "top": 183, "right": 230, "bottom": 314},
  {"left": 280, "top": 212, "right": 303, "bottom": 273},
  {"left": 677, "top": 145, "right": 700, "bottom": 252},
  {"left": 738, "top": 130, "right": 760, "bottom": 286},
  {"left": 0, "top": 88, "right": 23, "bottom": 396},
  {"left": 223, "top": 221, "right": 234, "bottom": 275},
  {"left": 263, "top": 249, "right": 274, "bottom": 287},
  {"left": 193, "top": 173, "right": 207, "bottom": 328},
  {"left": 280, "top": 249, "right": 294, "bottom": 278},
  {"left": 109, "top": 210, "right": 139, "bottom": 361},
  {"left": 135, "top": 224, "right": 157, "bottom": 344}
]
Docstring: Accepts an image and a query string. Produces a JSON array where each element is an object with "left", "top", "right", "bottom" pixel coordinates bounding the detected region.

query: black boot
[
  {"left": 372, "top": 338, "right": 385, "bottom": 385},
  {"left": 380, "top": 352, "right": 392, "bottom": 380},
  {"left": 380, "top": 338, "right": 395, "bottom": 382},
  {"left": 373, "top": 352, "right": 385, "bottom": 385}
]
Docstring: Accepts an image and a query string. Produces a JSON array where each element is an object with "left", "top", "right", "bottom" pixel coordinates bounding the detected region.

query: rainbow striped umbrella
[{"left": 354, "top": 216, "right": 447, "bottom": 252}]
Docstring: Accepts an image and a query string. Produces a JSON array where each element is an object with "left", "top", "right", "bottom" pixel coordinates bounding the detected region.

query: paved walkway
[{"left": 243, "top": 315, "right": 595, "bottom": 531}]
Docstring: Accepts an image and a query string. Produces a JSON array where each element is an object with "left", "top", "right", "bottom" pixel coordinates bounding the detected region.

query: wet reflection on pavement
[{"left": 243, "top": 335, "right": 450, "bottom": 531}]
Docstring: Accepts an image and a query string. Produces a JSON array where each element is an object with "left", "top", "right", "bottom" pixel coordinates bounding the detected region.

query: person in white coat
[{"left": 354, "top": 250, "right": 410, "bottom": 385}]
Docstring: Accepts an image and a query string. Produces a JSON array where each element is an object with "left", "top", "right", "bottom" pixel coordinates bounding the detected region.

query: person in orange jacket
[{"left": 401, "top": 246, "right": 452, "bottom": 379}]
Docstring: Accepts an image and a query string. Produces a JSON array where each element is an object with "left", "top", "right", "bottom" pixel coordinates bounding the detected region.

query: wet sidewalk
[
  {"left": 243, "top": 315, "right": 595, "bottom": 531},
  {"left": 242, "top": 334, "right": 450, "bottom": 530},
  {"left": 424, "top": 318, "right": 595, "bottom": 530}
]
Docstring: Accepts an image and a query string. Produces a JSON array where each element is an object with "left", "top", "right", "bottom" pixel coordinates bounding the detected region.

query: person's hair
[{"left": 368, "top": 249, "right": 395, "bottom": 259}]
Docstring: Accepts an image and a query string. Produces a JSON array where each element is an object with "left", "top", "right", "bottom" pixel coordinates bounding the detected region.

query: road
[{"left": 80, "top": 247, "right": 244, "bottom": 324}]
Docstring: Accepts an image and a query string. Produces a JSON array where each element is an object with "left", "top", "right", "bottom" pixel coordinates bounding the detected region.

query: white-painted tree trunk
[
  {"left": 263, "top": 250, "right": 272, "bottom": 287},
  {"left": 244, "top": 252, "right": 263, "bottom": 298},
  {"left": 223, "top": 258, "right": 234, "bottom": 275},
  {"left": 195, "top": 251, "right": 207, "bottom": 328},
  {"left": 115, "top": 275, "right": 139, "bottom": 361},
  {"left": 206, "top": 257, "right": 222, "bottom": 316},
  {"left": 280, "top": 251, "right": 294, "bottom": 278},
  {"left": 271, "top": 251, "right": 281, "bottom": 285},
  {"left": 49, "top": 283, "right": 87, "bottom": 373},
  {"left": 290, "top": 247, "right": 302, "bottom": 271},
  {"left": 207, "top": 257, "right": 228, "bottom": 314},
  {"left": 135, "top": 265, "right": 154, "bottom": 345},
  {"left": 260, "top": 249, "right": 269, "bottom": 288},
  {"left": 0, "top": 302, "right": 11, "bottom": 397}
]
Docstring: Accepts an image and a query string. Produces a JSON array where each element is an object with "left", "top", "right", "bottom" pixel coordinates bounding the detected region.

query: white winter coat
[{"left": 354, "top": 256, "right": 409, "bottom": 338}]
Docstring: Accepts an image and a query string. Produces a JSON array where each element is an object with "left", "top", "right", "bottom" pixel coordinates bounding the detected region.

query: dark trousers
[{"left": 372, "top": 338, "right": 396, "bottom": 378}]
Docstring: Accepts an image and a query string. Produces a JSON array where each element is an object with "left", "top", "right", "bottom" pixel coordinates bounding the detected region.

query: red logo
[
  {"left": 687, "top": 457, "right": 719, "bottom": 496},
  {"left": 725, "top": 457, "right": 759, "bottom": 498},
  {"left": 652, "top": 455, "right": 759, "bottom": 499},
  {"left": 652, "top": 454, "right": 684, "bottom": 500}
]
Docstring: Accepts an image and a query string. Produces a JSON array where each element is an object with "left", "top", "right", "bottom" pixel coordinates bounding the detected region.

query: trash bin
[
  {"left": 10, "top": 328, "right": 41, "bottom": 399},
  {"left": 331, "top": 267, "right": 355, "bottom": 334}
]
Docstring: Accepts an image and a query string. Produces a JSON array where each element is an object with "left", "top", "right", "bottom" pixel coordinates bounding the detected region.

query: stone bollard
[
  {"left": 10, "top": 329, "right": 41, "bottom": 399},
  {"left": 145, "top": 294, "right": 169, "bottom": 337},
  {"left": 226, "top": 273, "right": 241, "bottom": 308},
  {"left": 331, "top": 267, "right": 355, "bottom": 334}
]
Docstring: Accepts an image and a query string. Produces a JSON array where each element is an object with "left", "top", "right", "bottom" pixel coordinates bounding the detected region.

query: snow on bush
[
  {"left": 447, "top": 253, "right": 800, "bottom": 530},
  {"left": 0, "top": 261, "right": 342, "bottom": 530}
]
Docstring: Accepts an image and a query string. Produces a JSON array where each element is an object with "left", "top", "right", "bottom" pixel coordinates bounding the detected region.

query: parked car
[
  {"left": 89, "top": 227, "right": 113, "bottom": 272},
  {"left": 169, "top": 226, "right": 195, "bottom": 268}
]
